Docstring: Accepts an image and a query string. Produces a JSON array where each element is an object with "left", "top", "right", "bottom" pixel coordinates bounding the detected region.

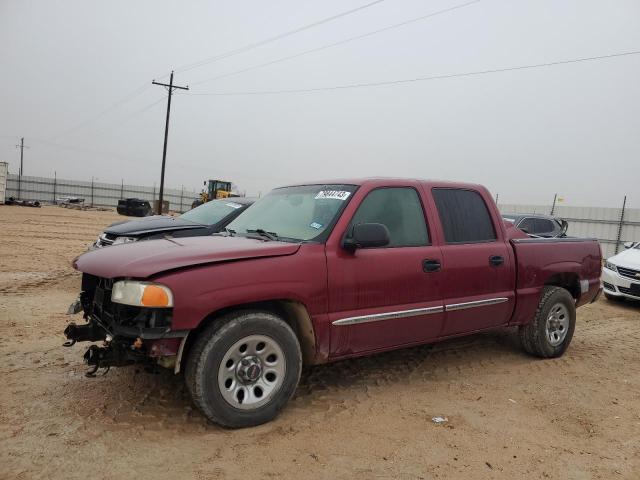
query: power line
[
  {"left": 46, "top": 0, "right": 375, "bottom": 138},
  {"left": 110, "top": 96, "right": 167, "bottom": 124},
  {"left": 190, "top": 0, "right": 481, "bottom": 87},
  {"left": 29, "top": 137, "right": 146, "bottom": 164},
  {"left": 189, "top": 50, "right": 640, "bottom": 96},
  {"left": 91, "top": 96, "right": 167, "bottom": 135},
  {"left": 50, "top": 83, "right": 151, "bottom": 139},
  {"left": 96, "top": 90, "right": 191, "bottom": 136},
  {"left": 46, "top": 1, "right": 387, "bottom": 135},
  {"left": 170, "top": 0, "right": 387, "bottom": 76}
]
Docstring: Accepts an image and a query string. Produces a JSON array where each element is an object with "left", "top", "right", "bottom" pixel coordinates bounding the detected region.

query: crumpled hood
[
  {"left": 73, "top": 235, "right": 301, "bottom": 279},
  {"left": 610, "top": 247, "right": 640, "bottom": 270}
]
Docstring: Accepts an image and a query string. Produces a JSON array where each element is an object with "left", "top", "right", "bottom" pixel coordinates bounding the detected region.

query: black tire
[
  {"left": 604, "top": 292, "right": 623, "bottom": 302},
  {"left": 519, "top": 286, "right": 576, "bottom": 358},
  {"left": 185, "top": 310, "right": 302, "bottom": 428}
]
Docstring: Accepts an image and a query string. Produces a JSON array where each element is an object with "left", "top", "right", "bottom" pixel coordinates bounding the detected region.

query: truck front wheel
[
  {"left": 185, "top": 311, "right": 302, "bottom": 428},
  {"left": 519, "top": 286, "right": 576, "bottom": 358}
]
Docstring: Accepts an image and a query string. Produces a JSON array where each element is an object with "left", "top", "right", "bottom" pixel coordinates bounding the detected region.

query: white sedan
[{"left": 602, "top": 242, "right": 640, "bottom": 301}]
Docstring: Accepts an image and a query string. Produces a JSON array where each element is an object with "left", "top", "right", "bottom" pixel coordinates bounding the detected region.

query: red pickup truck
[{"left": 65, "top": 178, "right": 602, "bottom": 428}]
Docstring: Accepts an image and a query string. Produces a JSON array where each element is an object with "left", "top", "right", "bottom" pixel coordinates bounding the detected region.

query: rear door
[
  {"left": 430, "top": 188, "right": 515, "bottom": 336},
  {"left": 326, "top": 185, "right": 445, "bottom": 356}
]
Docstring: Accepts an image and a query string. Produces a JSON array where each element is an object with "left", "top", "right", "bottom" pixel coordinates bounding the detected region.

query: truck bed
[{"left": 509, "top": 237, "right": 602, "bottom": 325}]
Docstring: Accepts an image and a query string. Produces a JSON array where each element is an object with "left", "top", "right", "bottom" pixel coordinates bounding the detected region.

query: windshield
[
  {"left": 227, "top": 184, "right": 357, "bottom": 242},
  {"left": 180, "top": 199, "right": 245, "bottom": 225}
]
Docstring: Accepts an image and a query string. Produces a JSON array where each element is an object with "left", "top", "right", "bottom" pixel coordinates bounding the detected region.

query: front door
[{"left": 326, "top": 186, "right": 444, "bottom": 356}]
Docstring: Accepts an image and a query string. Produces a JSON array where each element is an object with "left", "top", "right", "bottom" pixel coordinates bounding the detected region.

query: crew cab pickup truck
[{"left": 65, "top": 178, "right": 602, "bottom": 428}]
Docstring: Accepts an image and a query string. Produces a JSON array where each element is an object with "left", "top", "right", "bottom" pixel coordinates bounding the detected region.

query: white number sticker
[
  {"left": 315, "top": 190, "right": 351, "bottom": 201},
  {"left": 225, "top": 202, "right": 243, "bottom": 209}
]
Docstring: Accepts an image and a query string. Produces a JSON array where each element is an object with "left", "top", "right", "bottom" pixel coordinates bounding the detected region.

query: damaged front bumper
[{"left": 64, "top": 275, "right": 188, "bottom": 375}]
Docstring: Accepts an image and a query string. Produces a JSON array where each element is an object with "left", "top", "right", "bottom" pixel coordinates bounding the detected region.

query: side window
[
  {"left": 432, "top": 188, "right": 497, "bottom": 243},
  {"left": 534, "top": 218, "right": 555, "bottom": 235},
  {"left": 348, "top": 187, "right": 429, "bottom": 247}
]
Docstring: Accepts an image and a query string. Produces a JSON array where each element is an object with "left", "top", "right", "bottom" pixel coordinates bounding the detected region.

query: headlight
[
  {"left": 111, "top": 280, "right": 173, "bottom": 308},
  {"left": 113, "top": 236, "right": 138, "bottom": 245},
  {"left": 604, "top": 260, "right": 618, "bottom": 273}
]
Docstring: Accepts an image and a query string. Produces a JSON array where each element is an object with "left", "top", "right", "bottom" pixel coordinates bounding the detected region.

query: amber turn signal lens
[{"left": 141, "top": 285, "right": 170, "bottom": 307}]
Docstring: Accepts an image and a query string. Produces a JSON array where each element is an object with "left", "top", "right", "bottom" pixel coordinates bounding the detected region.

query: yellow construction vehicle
[
  {"left": 192, "top": 180, "right": 236, "bottom": 209},
  {"left": 207, "top": 179, "right": 233, "bottom": 199}
]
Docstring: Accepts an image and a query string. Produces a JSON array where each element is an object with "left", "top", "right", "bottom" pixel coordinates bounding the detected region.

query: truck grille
[
  {"left": 617, "top": 265, "right": 640, "bottom": 281},
  {"left": 92, "top": 277, "right": 115, "bottom": 319},
  {"left": 87, "top": 275, "right": 173, "bottom": 335}
]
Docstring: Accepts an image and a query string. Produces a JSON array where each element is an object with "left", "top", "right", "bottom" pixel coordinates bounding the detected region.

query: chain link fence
[{"left": 5, "top": 173, "right": 199, "bottom": 213}]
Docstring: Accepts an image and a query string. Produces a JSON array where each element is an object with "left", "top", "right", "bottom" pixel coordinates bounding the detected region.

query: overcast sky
[{"left": 1, "top": 0, "right": 639, "bottom": 206}]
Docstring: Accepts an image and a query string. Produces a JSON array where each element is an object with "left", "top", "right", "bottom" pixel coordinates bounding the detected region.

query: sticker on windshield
[
  {"left": 315, "top": 190, "right": 351, "bottom": 201},
  {"left": 225, "top": 202, "right": 243, "bottom": 209},
  {"left": 310, "top": 222, "right": 323, "bottom": 229}
]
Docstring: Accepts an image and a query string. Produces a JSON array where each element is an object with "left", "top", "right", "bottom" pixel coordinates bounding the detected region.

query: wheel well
[
  {"left": 545, "top": 273, "right": 580, "bottom": 300},
  {"left": 181, "top": 300, "right": 318, "bottom": 371}
]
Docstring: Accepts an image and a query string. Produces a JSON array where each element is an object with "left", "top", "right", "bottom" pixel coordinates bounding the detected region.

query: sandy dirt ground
[{"left": 1, "top": 205, "right": 639, "bottom": 480}]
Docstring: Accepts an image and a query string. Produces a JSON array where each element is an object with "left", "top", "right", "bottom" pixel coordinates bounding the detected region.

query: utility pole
[
  {"left": 614, "top": 196, "right": 627, "bottom": 255},
  {"left": 15, "top": 137, "right": 29, "bottom": 199},
  {"left": 152, "top": 71, "right": 189, "bottom": 214}
]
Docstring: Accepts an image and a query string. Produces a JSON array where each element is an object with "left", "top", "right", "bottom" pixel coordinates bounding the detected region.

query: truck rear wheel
[
  {"left": 185, "top": 310, "right": 302, "bottom": 428},
  {"left": 519, "top": 286, "right": 576, "bottom": 358}
]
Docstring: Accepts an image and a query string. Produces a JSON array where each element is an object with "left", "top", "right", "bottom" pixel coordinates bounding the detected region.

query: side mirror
[
  {"left": 623, "top": 241, "right": 635, "bottom": 249},
  {"left": 343, "top": 223, "right": 390, "bottom": 251}
]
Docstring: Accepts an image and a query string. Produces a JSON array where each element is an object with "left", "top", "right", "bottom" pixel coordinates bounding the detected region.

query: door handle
[
  {"left": 489, "top": 255, "right": 504, "bottom": 266},
  {"left": 423, "top": 259, "right": 441, "bottom": 272}
]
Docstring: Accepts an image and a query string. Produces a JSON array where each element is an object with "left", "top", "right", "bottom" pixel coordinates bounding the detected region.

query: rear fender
[{"left": 511, "top": 262, "right": 584, "bottom": 326}]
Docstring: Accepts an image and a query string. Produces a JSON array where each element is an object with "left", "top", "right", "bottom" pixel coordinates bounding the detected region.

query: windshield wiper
[{"left": 246, "top": 228, "right": 279, "bottom": 241}]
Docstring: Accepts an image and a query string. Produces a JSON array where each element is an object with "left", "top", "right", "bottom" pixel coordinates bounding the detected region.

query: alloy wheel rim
[
  {"left": 217, "top": 334, "right": 286, "bottom": 410},
  {"left": 545, "top": 303, "right": 570, "bottom": 346}
]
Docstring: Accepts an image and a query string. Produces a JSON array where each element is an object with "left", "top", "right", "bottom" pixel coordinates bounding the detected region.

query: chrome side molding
[
  {"left": 332, "top": 306, "right": 444, "bottom": 326},
  {"left": 445, "top": 297, "right": 509, "bottom": 312},
  {"left": 332, "top": 297, "right": 510, "bottom": 326}
]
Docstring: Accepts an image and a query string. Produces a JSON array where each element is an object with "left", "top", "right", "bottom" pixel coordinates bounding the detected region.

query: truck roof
[{"left": 281, "top": 177, "right": 487, "bottom": 191}]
